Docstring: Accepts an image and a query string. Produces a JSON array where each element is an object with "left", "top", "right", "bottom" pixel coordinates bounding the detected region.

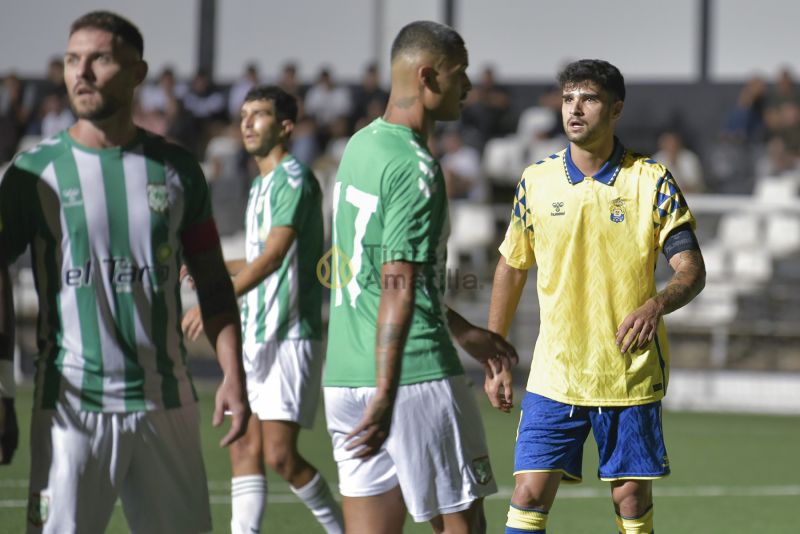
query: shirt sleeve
[
  {"left": 270, "top": 168, "right": 307, "bottom": 228},
  {"left": 498, "top": 175, "right": 536, "bottom": 269},
  {"left": 0, "top": 164, "right": 36, "bottom": 262},
  {"left": 653, "top": 170, "right": 696, "bottom": 251},
  {"left": 381, "top": 159, "right": 441, "bottom": 264},
  {"left": 168, "top": 146, "right": 218, "bottom": 255}
]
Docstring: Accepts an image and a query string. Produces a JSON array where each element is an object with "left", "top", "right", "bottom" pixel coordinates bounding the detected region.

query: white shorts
[
  {"left": 27, "top": 402, "right": 211, "bottom": 534},
  {"left": 243, "top": 339, "right": 323, "bottom": 428},
  {"left": 324, "top": 375, "right": 497, "bottom": 522}
]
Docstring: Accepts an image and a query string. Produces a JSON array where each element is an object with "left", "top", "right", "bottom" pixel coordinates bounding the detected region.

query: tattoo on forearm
[
  {"left": 375, "top": 323, "right": 408, "bottom": 380},
  {"left": 654, "top": 250, "right": 706, "bottom": 314}
]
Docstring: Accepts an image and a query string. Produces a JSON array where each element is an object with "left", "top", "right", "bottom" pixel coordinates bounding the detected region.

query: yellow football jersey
[{"left": 499, "top": 140, "right": 695, "bottom": 406}]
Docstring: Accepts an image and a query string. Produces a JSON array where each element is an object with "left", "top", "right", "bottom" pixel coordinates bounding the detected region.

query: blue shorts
[{"left": 514, "top": 392, "right": 670, "bottom": 482}]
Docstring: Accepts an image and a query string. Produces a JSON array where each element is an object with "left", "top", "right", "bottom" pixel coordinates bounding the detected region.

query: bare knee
[
  {"left": 511, "top": 473, "right": 561, "bottom": 511},
  {"left": 430, "top": 499, "right": 486, "bottom": 534},
  {"left": 612, "top": 480, "right": 652, "bottom": 518},
  {"left": 263, "top": 441, "right": 295, "bottom": 478},
  {"left": 229, "top": 427, "right": 263, "bottom": 474}
]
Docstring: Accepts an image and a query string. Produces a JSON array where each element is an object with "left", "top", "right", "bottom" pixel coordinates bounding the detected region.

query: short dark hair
[
  {"left": 70, "top": 11, "right": 144, "bottom": 59},
  {"left": 243, "top": 85, "right": 298, "bottom": 123},
  {"left": 390, "top": 20, "right": 465, "bottom": 63},
  {"left": 558, "top": 59, "right": 625, "bottom": 102}
]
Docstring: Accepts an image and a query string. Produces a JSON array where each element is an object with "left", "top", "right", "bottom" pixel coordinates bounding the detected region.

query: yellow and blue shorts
[{"left": 514, "top": 392, "right": 670, "bottom": 482}]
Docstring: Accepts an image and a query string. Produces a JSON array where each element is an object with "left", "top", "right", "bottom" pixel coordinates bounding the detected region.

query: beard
[{"left": 70, "top": 93, "right": 121, "bottom": 121}]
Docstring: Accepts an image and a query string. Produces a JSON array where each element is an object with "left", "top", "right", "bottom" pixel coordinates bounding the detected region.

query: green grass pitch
[{"left": 2, "top": 381, "right": 798, "bottom": 532}]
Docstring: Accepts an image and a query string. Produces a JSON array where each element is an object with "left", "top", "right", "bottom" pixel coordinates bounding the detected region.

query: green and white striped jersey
[
  {"left": 0, "top": 129, "right": 216, "bottom": 412},
  {"left": 240, "top": 155, "right": 323, "bottom": 343}
]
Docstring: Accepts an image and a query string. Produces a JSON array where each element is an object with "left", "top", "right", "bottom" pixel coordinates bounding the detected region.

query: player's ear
[
  {"left": 612, "top": 99, "right": 624, "bottom": 120},
  {"left": 280, "top": 119, "right": 294, "bottom": 140},
  {"left": 419, "top": 65, "right": 438, "bottom": 93},
  {"left": 133, "top": 60, "right": 148, "bottom": 86}
]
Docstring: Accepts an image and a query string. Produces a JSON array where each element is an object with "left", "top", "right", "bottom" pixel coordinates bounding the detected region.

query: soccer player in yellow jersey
[{"left": 485, "top": 60, "right": 706, "bottom": 534}]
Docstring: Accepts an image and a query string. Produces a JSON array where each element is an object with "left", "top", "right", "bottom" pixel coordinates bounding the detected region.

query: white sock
[
  {"left": 231, "top": 474, "right": 267, "bottom": 534},
  {"left": 290, "top": 472, "right": 344, "bottom": 534}
]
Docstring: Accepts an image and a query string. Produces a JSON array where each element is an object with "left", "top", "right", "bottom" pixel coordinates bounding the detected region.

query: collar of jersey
[
  {"left": 564, "top": 137, "right": 625, "bottom": 186},
  {"left": 62, "top": 127, "right": 146, "bottom": 154}
]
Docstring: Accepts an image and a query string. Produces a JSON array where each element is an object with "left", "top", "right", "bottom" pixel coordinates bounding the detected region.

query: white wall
[
  {"left": 711, "top": 0, "right": 800, "bottom": 80},
  {"left": 2, "top": 0, "right": 800, "bottom": 83},
  {"left": 0, "top": 0, "right": 196, "bottom": 78},
  {"left": 458, "top": 0, "right": 698, "bottom": 82}
]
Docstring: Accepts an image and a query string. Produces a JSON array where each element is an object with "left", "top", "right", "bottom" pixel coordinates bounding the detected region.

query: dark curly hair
[{"left": 558, "top": 59, "right": 626, "bottom": 102}]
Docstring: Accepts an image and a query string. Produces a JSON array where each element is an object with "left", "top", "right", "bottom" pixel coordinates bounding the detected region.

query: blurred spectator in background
[
  {"left": 723, "top": 75, "right": 768, "bottom": 144},
  {"left": 137, "top": 67, "right": 180, "bottom": 115},
  {"left": 767, "top": 67, "right": 799, "bottom": 109},
  {"left": 305, "top": 67, "right": 351, "bottom": 128},
  {"left": 278, "top": 62, "right": 301, "bottom": 98},
  {"left": 351, "top": 62, "right": 387, "bottom": 129},
  {"left": 290, "top": 115, "right": 320, "bottom": 167},
  {"left": 182, "top": 70, "right": 227, "bottom": 154},
  {"left": 461, "top": 65, "right": 512, "bottom": 148},
  {"left": 756, "top": 136, "right": 799, "bottom": 178},
  {"left": 228, "top": 62, "right": 260, "bottom": 119},
  {"left": 135, "top": 67, "right": 180, "bottom": 136},
  {"left": 39, "top": 93, "right": 74, "bottom": 139},
  {"left": 0, "top": 74, "right": 36, "bottom": 160},
  {"left": 654, "top": 130, "right": 706, "bottom": 193},
  {"left": 440, "top": 128, "right": 487, "bottom": 202},
  {"left": 204, "top": 123, "right": 248, "bottom": 235}
]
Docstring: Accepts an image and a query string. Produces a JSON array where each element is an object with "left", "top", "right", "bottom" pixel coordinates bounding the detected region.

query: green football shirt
[
  {"left": 324, "top": 118, "right": 463, "bottom": 387},
  {"left": 0, "top": 129, "right": 215, "bottom": 412},
  {"left": 240, "top": 154, "right": 323, "bottom": 343}
]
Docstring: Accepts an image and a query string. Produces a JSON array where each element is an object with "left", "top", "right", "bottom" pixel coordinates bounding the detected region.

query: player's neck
[
  {"left": 255, "top": 144, "right": 289, "bottom": 176},
  {"left": 383, "top": 95, "right": 433, "bottom": 141},
  {"left": 569, "top": 135, "right": 615, "bottom": 177},
  {"left": 69, "top": 112, "right": 139, "bottom": 149}
]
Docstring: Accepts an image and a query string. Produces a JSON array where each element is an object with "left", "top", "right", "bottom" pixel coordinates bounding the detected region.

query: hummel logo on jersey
[
  {"left": 550, "top": 201, "right": 565, "bottom": 216},
  {"left": 62, "top": 188, "right": 83, "bottom": 208}
]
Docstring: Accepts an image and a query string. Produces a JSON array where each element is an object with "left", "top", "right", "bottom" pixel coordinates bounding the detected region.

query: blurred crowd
[{"left": 2, "top": 59, "right": 800, "bottom": 236}]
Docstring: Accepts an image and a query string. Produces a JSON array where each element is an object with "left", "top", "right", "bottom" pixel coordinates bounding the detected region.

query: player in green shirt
[
  {"left": 182, "top": 86, "right": 342, "bottom": 534},
  {"left": 0, "top": 11, "right": 248, "bottom": 533},
  {"left": 324, "top": 20, "right": 517, "bottom": 533}
]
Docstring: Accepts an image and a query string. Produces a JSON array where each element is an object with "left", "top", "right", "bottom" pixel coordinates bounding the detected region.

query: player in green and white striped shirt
[
  {"left": 0, "top": 11, "right": 248, "bottom": 533},
  {"left": 182, "top": 86, "right": 342, "bottom": 534}
]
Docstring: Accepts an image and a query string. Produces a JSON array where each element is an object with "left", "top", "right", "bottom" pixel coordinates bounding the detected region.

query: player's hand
[
  {"left": 344, "top": 392, "right": 394, "bottom": 459},
  {"left": 484, "top": 357, "right": 514, "bottom": 413},
  {"left": 616, "top": 298, "right": 663, "bottom": 354},
  {"left": 179, "top": 264, "right": 196, "bottom": 289},
  {"left": 458, "top": 325, "right": 519, "bottom": 369},
  {"left": 181, "top": 306, "right": 204, "bottom": 341},
  {"left": 213, "top": 374, "right": 250, "bottom": 448},
  {"left": 0, "top": 397, "right": 19, "bottom": 465}
]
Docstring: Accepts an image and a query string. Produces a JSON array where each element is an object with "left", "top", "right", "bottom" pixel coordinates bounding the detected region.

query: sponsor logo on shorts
[
  {"left": 27, "top": 492, "right": 49, "bottom": 526},
  {"left": 471, "top": 456, "right": 493, "bottom": 485},
  {"left": 662, "top": 455, "right": 670, "bottom": 468}
]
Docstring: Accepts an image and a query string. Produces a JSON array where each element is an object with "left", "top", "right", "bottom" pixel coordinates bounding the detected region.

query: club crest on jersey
[
  {"left": 471, "top": 456, "right": 494, "bottom": 485},
  {"left": 147, "top": 184, "right": 169, "bottom": 213},
  {"left": 550, "top": 201, "right": 565, "bottom": 216},
  {"left": 28, "top": 492, "right": 49, "bottom": 526},
  {"left": 610, "top": 197, "right": 626, "bottom": 223}
]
